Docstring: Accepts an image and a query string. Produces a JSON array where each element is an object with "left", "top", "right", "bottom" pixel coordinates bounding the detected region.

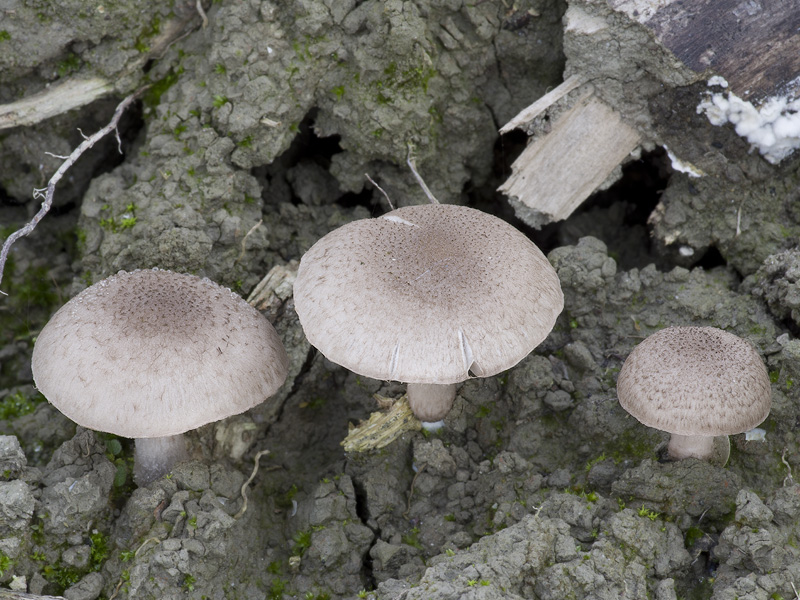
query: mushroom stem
[
  {"left": 134, "top": 434, "right": 190, "bottom": 485},
  {"left": 407, "top": 383, "right": 457, "bottom": 423},
  {"left": 667, "top": 433, "right": 716, "bottom": 461}
]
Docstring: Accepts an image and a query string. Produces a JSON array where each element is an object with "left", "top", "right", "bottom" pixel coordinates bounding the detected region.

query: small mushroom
[
  {"left": 616, "top": 326, "right": 772, "bottom": 464},
  {"left": 31, "top": 268, "right": 289, "bottom": 484},
  {"left": 293, "top": 204, "right": 563, "bottom": 427}
]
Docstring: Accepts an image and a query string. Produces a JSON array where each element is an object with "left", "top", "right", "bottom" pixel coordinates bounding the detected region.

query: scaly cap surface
[{"left": 32, "top": 269, "right": 289, "bottom": 438}]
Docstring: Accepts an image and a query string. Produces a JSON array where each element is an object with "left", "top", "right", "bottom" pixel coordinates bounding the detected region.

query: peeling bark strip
[
  {"left": 0, "top": 78, "right": 113, "bottom": 131},
  {"left": 609, "top": 0, "right": 800, "bottom": 101},
  {"left": 499, "top": 94, "right": 641, "bottom": 227},
  {"left": 0, "top": 589, "right": 67, "bottom": 599},
  {"left": 0, "top": 11, "right": 198, "bottom": 131}
]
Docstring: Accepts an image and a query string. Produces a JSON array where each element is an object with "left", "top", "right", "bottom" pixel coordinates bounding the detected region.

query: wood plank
[
  {"left": 498, "top": 94, "right": 641, "bottom": 226},
  {"left": 499, "top": 75, "right": 583, "bottom": 134}
]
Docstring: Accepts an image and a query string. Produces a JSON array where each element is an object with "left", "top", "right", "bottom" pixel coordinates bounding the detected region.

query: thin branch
[
  {"left": 0, "top": 87, "right": 146, "bottom": 295},
  {"left": 365, "top": 173, "right": 395, "bottom": 210},
  {"left": 196, "top": 0, "right": 209, "bottom": 28},
  {"left": 406, "top": 143, "right": 439, "bottom": 204},
  {"left": 236, "top": 218, "right": 263, "bottom": 264}
]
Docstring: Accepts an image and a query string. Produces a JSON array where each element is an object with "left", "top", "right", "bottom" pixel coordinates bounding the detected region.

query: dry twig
[
  {"left": 406, "top": 144, "right": 439, "bottom": 204},
  {"left": 365, "top": 173, "right": 394, "bottom": 210},
  {"left": 0, "top": 87, "right": 146, "bottom": 295}
]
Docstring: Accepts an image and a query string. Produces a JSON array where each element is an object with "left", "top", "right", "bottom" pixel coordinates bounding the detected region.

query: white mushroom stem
[
  {"left": 667, "top": 434, "right": 716, "bottom": 461},
  {"left": 407, "top": 383, "right": 457, "bottom": 423},
  {"left": 134, "top": 434, "right": 190, "bottom": 485}
]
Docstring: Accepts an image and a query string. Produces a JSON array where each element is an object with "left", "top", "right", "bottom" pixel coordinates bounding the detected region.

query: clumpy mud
[{"left": 2, "top": 1, "right": 800, "bottom": 600}]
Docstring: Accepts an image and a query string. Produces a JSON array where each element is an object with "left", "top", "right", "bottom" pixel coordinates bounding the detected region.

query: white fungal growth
[
  {"left": 697, "top": 76, "right": 800, "bottom": 164},
  {"left": 421, "top": 420, "right": 445, "bottom": 432},
  {"left": 664, "top": 145, "right": 704, "bottom": 178},
  {"left": 745, "top": 427, "right": 766, "bottom": 442},
  {"left": 707, "top": 76, "right": 729, "bottom": 89}
]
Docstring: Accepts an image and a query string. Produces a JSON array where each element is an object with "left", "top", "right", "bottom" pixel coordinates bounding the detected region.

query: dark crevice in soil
[
  {"left": 337, "top": 186, "right": 374, "bottom": 210},
  {"left": 470, "top": 135, "right": 672, "bottom": 266},
  {"left": 46, "top": 200, "right": 79, "bottom": 218},
  {"left": 0, "top": 183, "right": 22, "bottom": 207},
  {"left": 85, "top": 97, "right": 145, "bottom": 180},
  {"left": 350, "top": 475, "right": 378, "bottom": 591},
  {"left": 694, "top": 246, "right": 727, "bottom": 271},
  {"left": 549, "top": 147, "right": 672, "bottom": 270},
  {"left": 469, "top": 127, "right": 556, "bottom": 253},
  {"left": 254, "top": 108, "right": 364, "bottom": 210},
  {"left": 271, "top": 345, "right": 319, "bottom": 426},
  {"left": 779, "top": 315, "right": 800, "bottom": 339}
]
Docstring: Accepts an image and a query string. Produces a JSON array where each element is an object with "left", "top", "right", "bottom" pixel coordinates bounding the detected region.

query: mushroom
[
  {"left": 293, "top": 203, "right": 563, "bottom": 427},
  {"left": 616, "top": 326, "right": 772, "bottom": 464},
  {"left": 31, "top": 268, "right": 289, "bottom": 484}
]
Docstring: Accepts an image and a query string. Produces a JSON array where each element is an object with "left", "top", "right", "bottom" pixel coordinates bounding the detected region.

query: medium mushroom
[
  {"left": 616, "top": 326, "right": 772, "bottom": 464},
  {"left": 293, "top": 203, "right": 563, "bottom": 427},
  {"left": 31, "top": 268, "right": 289, "bottom": 484}
]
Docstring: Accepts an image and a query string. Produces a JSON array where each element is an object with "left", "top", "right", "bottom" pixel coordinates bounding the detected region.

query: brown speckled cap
[
  {"left": 617, "top": 326, "right": 772, "bottom": 436},
  {"left": 293, "top": 204, "right": 564, "bottom": 384},
  {"left": 32, "top": 269, "right": 289, "bottom": 438}
]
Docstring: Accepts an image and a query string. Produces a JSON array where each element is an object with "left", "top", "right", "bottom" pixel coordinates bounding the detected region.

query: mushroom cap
[
  {"left": 617, "top": 326, "right": 772, "bottom": 436},
  {"left": 32, "top": 269, "right": 289, "bottom": 438},
  {"left": 293, "top": 204, "right": 564, "bottom": 385}
]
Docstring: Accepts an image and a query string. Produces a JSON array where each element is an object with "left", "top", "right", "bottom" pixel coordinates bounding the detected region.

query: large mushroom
[
  {"left": 616, "top": 326, "right": 772, "bottom": 464},
  {"left": 293, "top": 203, "right": 563, "bottom": 427},
  {"left": 31, "top": 268, "right": 289, "bottom": 484}
]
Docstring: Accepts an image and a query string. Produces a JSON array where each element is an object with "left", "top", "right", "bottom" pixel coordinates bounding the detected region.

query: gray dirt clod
[
  {"left": 767, "top": 483, "right": 800, "bottom": 528},
  {"left": 290, "top": 475, "right": 374, "bottom": 598},
  {"left": 0, "top": 435, "right": 27, "bottom": 479},
  {"left": 377, "top": 512, "right": 561, "bottom": 600},
  {"left": 747, "top": 248, "right": 800, "bottom": 326},
  {"left": 0, "top": 480, "right": 35, "bottom": 552},
  {"left": 607, "top": 509, "right": 691, "bottom": 578},
  {"left": 103, "top": 463, "right": 265, "bottom": 600},
  {"left": 379, "top": 490, "right": 689, "bottom": 600},
  {"left": 655, "top": 578, "right": 679, "bottom": 600},
  {"left": 648, "top": 169, "right": 800, "bottom": 276},
  {"left": 63, "top": 571, "right": 104, "bottom": 600},
  {"left": 611, "top": 459, "right": 742, "bottom": 525},
  {"left": 710, "top": 487, "right": 800, "bottom": 600},
  {"left": 38, "top": 429, "right": 116, "bottom": 539}
]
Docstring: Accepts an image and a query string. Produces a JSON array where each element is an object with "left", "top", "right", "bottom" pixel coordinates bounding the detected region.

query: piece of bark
[
  {"left": 0, "top": 590, "right": 65, "bottom": 600},
  {"left": 608, "top": 0, "right": 800, "bottom": 102},
  {"left": 499, "top": 93, "right": 641, "bottom": 228},
  {"left": 247, "top": 261, "right": 299, "bottom": 322},
  {"left": 0, "top": 78, "right": 113, "bottom": 130}
]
